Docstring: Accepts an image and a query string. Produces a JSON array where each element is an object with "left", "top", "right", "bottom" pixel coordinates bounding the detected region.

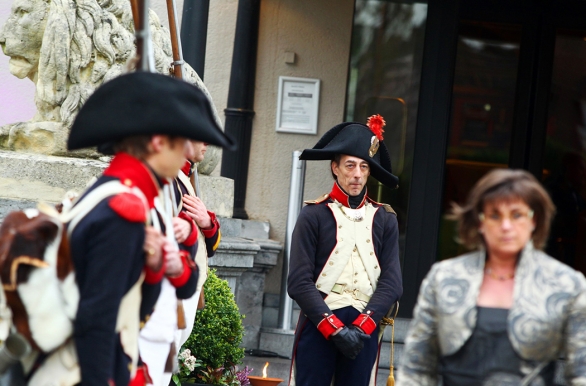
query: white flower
[
  {"left": 185, "top": 356, "right": 196, "bottom": 372},
  {"left": 179, "top": 349, "right": 191, "bottom": 360}
]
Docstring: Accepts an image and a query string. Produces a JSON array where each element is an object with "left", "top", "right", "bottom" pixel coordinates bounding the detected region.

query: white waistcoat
[{"left": 315, "top": 202, "right": 381, "bottom": 306}]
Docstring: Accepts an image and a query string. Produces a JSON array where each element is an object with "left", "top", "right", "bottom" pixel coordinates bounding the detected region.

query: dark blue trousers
[{"left": 293, "top": 307, "right": 379, "bottom": 386}]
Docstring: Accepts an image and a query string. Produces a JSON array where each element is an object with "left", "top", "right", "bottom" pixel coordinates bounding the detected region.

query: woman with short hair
[{"left": 397, "top": 169, "right": 586, "bottom": 386}]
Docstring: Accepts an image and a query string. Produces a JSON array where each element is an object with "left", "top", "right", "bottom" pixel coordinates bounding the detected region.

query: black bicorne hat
[
  {"left": 299, "top": 115, "right": 399, "bottom": 189},
  {"left": 67, "top": 72, "right": 236, "bottom": 152}
]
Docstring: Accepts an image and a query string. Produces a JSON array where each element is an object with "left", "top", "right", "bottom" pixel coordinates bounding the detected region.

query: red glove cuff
[
  {"left": 167, "top": 250, "right": 195, "bottom": 288},
  {"left": 144, "top": 256, "right": 165, "bottom": 284},
  {"left": 316, "top": 313, "right": 344, "bottom": 339},
  {"left": 201, "top": 211, "right": 219, "bottom": 238},
  {"left": 351, "top": 313, "right": 377, "bottom": 335},
  {"left": 178, "top": 212, "right": 198, "bottom": 246}
]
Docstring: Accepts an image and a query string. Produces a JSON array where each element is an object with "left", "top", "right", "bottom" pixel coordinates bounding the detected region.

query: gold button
[
  {"left": 366, "top": 239, "right": 371, "bottom": 243},
  {"left": 355, "top": 272, "right": 358, "bottom": 275},
  {"left": 354, "top": 280, "right": 358, "bottom": 283},
  {"left": 370, "top": 252, "right": 374, "bottom": 255},
  {"left": 353, "top": 247, "right": 357, "bottom": 252},
  {"left": 335, "top": 250, "right": 339, "bottom": 254},
  {"left": 124, "top": 178, "right": 132, "bottom": 186},
  {"left": 317, "top": 284, "right": 321, "bottom": 288},
  {"left": 322, "top": 273, "right": 327, "bottom": 277},
  {"left": 374, "top": 265, "right": 378, "bottom": 269},
  {"left": 329, "top": 262, "right": 334, "bottom": 266},
  {"left": 338, "top": 225, "right": 342, "bottom": 228}
]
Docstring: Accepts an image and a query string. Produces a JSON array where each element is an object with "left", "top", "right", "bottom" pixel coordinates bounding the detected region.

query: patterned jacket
[{"left": 397, "top": 242, "right": 586, "bottom": 385}]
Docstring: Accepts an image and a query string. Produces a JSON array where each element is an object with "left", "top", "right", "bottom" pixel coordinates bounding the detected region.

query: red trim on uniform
[
  {"left": 178, "top": 211, "right": 198, "bottom": 246},
  {"left": 128, "top": 364, "right": 152, "bottom": 386},
  {"left": 104, "top": 152, "right": 162, "bottom": 209},
  {"left": 181, "top": 160, "right": 193, "bottom": 176},
  {"left": 201, "top": 211, "right": 219, "bottom": 238},
  {"left": 167, "top": 250, "right": 194, "bottom": 287},
  {"left": 329, "top": 182, "right": 367, "bottom": 209},
  {"left": 351, "top": 313, "right": 377, "bottom": 335},
  {"left": 144, "top": 258, "right": 165, "bottom": 284},
  {"left": 108, "top": 193, "right": 147, "bottom": 222},
  {"left": 316, "top": 313, "right": 344, "bottom": 339}
]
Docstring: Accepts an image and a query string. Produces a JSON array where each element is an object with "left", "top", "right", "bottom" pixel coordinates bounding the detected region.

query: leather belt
[{"left": 330, "top": 283, "right": 371, "bottom": 302}]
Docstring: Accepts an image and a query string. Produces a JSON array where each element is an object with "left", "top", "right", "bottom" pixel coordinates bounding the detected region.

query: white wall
[{"left": 0, "top": 2, "right": 37, "bottom": 127}]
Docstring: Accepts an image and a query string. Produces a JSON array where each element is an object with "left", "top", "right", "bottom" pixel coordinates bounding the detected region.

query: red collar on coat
[
  {"left": 103, "top": 152, "right": 163, "bottom": 209},
  {"left": 180, "top": 160, "right": 194, "bottom": 176},
  {"left": 329, "top": 182, "right": 367, "bottom": 209}
]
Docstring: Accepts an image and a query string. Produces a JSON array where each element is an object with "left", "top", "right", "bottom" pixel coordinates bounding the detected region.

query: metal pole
[
  {"left": 277, "top": 151, "right": 306, "bottom": 330},
  {"left": 220, "top": 0, "right": 261, "bottom": 219},
  {"left": 180, "top": 0, "right": 210, "bottom": 79}
]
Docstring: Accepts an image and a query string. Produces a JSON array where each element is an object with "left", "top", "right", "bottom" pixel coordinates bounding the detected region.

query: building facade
[{"left": 189, "top": 0, "right": 586, "bottom": 318}]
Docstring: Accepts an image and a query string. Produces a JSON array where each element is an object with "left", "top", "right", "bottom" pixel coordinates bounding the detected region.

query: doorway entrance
[
  {"left": 401, "top": 0, "right": 586, "bottom": 316},
  {"left": 438, "top": 0, "right": 586, "bottom": 274}
]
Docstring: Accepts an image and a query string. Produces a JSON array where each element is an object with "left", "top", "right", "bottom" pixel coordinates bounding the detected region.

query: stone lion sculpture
[{"left": 0, "top": 0, "right": 220, "bottom": 173}]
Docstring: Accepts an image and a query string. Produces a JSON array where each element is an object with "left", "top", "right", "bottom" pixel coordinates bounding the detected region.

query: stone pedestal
[
  {"left": 0, "top": 150, "right": 233, "bottom": 220},
  {"left": 217, "top": 217, "right": 283, "bottom": 350},
  {"left": 238, "top": 239, "right": 282, "bottom": 349},
  {"left": 210, "top": 238, "right": 258, "bottom": 293}
]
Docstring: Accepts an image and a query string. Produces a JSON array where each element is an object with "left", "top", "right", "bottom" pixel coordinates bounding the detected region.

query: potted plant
[{"left": 172, "top": 269, "right": 251, "bottom": 386}]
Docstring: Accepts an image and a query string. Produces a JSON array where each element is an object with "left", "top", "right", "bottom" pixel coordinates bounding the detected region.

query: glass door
[
  {"left": 437, "top": 1, "right": 586, "bottom": 272},
  {"left": 438, "top": 20, "right": 522, "bottom": 260}
]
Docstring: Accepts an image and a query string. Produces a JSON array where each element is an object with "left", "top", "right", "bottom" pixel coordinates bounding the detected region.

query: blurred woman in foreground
[{"left": 398, "top": 169, "right": 586, "bottom": 385}]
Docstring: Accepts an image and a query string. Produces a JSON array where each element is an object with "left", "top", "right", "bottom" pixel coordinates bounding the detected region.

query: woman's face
[{"left": 479, "top": 199, "right": 535, "bottom": 259}]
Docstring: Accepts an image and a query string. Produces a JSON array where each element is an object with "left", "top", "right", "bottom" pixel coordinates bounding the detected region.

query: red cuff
[
  {"left": 201, "top": 211, "right": 219, "bottom": 238},
  {"left": 178, "top": 212, "right": 198, "bottom": 246},
  {"left": 316, "top": 313, "right": 345, "bottom": 339},
  {"left": 144, "top": 258, "right": 165, "bottom": 284},
  {"left": 352, "top": 313, "right": 377, "bottom": 335},
  {"left": 167, "top": 250, "right": 195, "bottom": 288}
]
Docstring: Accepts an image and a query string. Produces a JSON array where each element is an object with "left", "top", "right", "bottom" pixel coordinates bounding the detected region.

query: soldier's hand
[
  {"left": 163, "top": 240, "right": 184, "bottom": 277},
  {"left": 143, "top": 226, "right": 164, "bottom": 271},
  {"left": 172, "top": 216, "right": 192, "bottom": 243},
  {"left": 330, "top": 326, "right": 370, "bottom": 359},
  {"left": 182, "top": 195, "right": 212, "bottom": 229}
]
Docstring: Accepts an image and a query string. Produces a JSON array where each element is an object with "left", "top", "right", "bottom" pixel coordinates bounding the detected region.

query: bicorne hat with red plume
[{"left": 299, "top": 115, "right": 398, "bottom": 189}]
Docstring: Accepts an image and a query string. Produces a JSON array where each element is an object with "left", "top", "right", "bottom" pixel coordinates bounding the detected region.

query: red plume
[{"left": 366, "top": 114, "right": 385, "bottom": 141}]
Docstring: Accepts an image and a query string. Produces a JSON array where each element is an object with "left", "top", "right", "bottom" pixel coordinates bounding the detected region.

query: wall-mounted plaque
[{"left": 276, "top": 76, "right": 320, "bottom": 134}]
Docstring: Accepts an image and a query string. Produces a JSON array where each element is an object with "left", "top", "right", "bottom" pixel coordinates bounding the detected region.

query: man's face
[
  {"left": 147, "top": 136, "right": 195, "bottom": 178},
  {"left": 331, "top": 155, "right": 370, "bottom": 196},
  {"left": 190, "top": 141, "right": 208, "bottom": 163},
  {"left": 0, "top": 0, "right": 49, "bottom": 80}
]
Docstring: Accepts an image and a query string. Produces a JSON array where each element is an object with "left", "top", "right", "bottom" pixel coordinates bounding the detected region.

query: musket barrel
[{"left": 166, "top": 0, "right": 185, "bottom": 78}]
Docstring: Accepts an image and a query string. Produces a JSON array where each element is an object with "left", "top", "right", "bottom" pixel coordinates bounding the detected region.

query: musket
[
  {"left": 129, "top": 0, "right": 155, "bottom": 72},
  {"left": 128, "top": 0, "right": 185, "bottom": 370},
  {"left": 166, "top": 0, "right": 185, "bottom": 78},
  {"left": 163, "top": 0, "right": 192, "bottom": 324}
]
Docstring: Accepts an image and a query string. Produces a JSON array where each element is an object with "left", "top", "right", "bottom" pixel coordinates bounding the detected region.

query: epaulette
[
  {"left": 304, "top": 193, "right": 330, "bottom": 205},
  {"left": 381, "top": 203, "right": 396, "bottom": 215},
  {"left": 108, "top": 193, "right": 147, "bottom": 222},
  {"left": 367, "top": 198, "right": 396, "bottom": 215}
]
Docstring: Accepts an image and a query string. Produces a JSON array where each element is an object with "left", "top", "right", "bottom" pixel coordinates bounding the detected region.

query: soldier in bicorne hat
[
  {"left": 66, "top": 72, "right": 234, "bottom": 386},
  {"left": 287, "top": 115, "right": 403, "bottom": 386}
]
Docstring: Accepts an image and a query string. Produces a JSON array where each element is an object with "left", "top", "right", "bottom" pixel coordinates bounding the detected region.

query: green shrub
[{"left": 180, "top": 269, "right": 245, "bottom": 384}]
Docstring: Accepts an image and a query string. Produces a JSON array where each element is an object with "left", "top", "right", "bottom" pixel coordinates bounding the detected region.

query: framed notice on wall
[{"left": 276, "top": 76, "right": 320, "bottom": 134}]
